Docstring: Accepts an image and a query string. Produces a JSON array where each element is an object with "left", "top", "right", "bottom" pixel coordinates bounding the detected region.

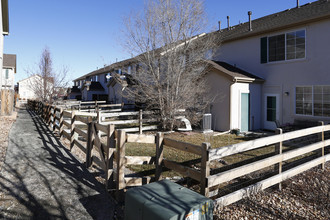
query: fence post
[
  {"left": 318, "top": 121, "right": 325, "bottom": 170},
  {"left": 275, "top": 128, "right": 283, "bottom": 190},
  {"left": 70, "top": 111, "right": 76, "bottom": 150},
  {"left": 58, "top": 108, "right": 64, "bottom": 137},
  {"left": 36, "top": 101, "right": 38, "bottom": 113},
  {"left": 45, "top": 104, "right": 48, "bottom": 120},
  {"left": 105, "top": 124, "right": 115, "bottom": 190},
  {"left": 139, "top": 109, "right": 143, "bottom": 134},
  {"left": 42, "top": 104, "right": 46, "bottom": 120},
  {"left": 45, "top": 104, "right": 48, "bottom": 123},
  {"left": 39, "top": 102, "right": 42, "bottom": 115},
  {"left": 52, "top": 107, "right": 56, "bottom": 132},
  {"left": 201, "top": 142, "right": 210, "bottom": 197},
  {"left": 96, "top": 106, "right": 101, "bottom": 123},
  {"left": 155, "top": 132, "right": 164, "bottom": 181},
  {"left": 43, "top": 104, "right": 47, "bottom": 120},
  {"left": 86, "top": 118, "right": 93, "bottom": 167},
  {"left": 116, "top": 129, "right": 126, "bottom": 200},
  {"left": 47, "top": 105, "right": 52, "bottom": 126},
  {"left": 36, "top": 101, "right": 39, "bottom": 114},
  {"left": 0, "top": 89, "right": 14, "bottom": 116},
  {"left": 95, "top": 100, "right": 98, "bottom": 113}
]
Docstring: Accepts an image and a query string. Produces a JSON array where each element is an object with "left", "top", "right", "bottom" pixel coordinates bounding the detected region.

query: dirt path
[{"left": 0, "top": 109, "right": 117, "bottom": 219}]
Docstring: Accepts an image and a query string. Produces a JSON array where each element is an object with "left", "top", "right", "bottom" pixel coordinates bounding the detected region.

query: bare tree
[
  {"left": 26, "top": 47, "right": 70, "bottom": 103},
  {"left": 122, "top": 0, "right": 219, "bottom": 130}
]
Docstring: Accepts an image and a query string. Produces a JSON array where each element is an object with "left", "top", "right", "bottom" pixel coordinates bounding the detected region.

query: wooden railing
[
  {"left": 208, "top": 125, "right": 330, "bottom": 208},
  {"left": 87, "top": 122, "right": 115, "bottom": 189},
  {"left": 116, "top": 130, "right": 161, "bottom": 199},
  {"left": 28, "top": 100, "right": 330, "bottom": 207},
  {"left": 28, "top": 100, "right": 115, "bottom": 189},
  {"left": 114, "top": 129, "right": 211, "bottom": 198},
  {"left": 98, "top": 110, "right": 158, "bottom": 134},
  {"left": 162, "top": 138, "right": 210, "bottom": 196}
]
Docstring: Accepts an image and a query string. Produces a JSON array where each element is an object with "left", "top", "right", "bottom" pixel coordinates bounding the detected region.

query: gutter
[
  {"left": 233, "top": 77, "right": 264, "bottom": 84},
  {"left": 222, "top": 13, "right": 330, "bottom": 44}
]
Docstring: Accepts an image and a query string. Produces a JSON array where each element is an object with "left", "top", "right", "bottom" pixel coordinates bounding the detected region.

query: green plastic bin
[{"left": 125, "top": 179, "right": 213, "bottom": 220}]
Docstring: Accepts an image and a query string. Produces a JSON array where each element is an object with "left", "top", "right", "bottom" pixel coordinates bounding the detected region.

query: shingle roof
[
  {"left": 70, "top": 86, "right": 81, "bottom": 93},
  {"left": 73, "top": 33, "right": 207, "bottom": 81},
  {"left": 207, "top": 60, "right": 264, "bottom": 82},
  {"left": 88, "top": 81, "right": 105, "bottom": 91},
  {"left": 74, "top": 57, "right": 136, "bottom": 81},
  {"left": 217, "top": 0, "right": 330, "bottom": 42},
  {"left": 3, "top": 54, "right": 16, "bottom": 73}
]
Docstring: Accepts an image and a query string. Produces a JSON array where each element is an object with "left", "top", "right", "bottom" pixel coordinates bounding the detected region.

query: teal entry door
[{"left": 241, "top": 93, "right": 250, "bottom": 132}]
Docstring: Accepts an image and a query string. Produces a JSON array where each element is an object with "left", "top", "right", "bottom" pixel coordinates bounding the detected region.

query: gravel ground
[
  {"left": 0, "top": 112, "right": 16, "bottom": 172},
  {"left": 0, "top": 108, "right": 117, "bottom": 219},
  {"left": 214, "top": 162, "right": 330, "bottom": 220}
]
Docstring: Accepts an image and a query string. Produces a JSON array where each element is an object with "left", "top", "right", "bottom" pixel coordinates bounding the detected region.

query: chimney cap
[{"left": 248, "top": 11, "right": 252, "bottom": 15}]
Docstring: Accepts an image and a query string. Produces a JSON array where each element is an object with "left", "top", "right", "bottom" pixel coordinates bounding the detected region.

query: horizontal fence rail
[{"left": 27, "top": 99, "right": 330, "bottom": 207}]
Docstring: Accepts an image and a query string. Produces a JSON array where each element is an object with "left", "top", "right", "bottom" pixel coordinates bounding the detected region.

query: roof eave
[
  {"left": 233, "top": 77, "right": 264, "bottom": 83},
  {"left": 2, "top": 0, "right": 9, "bottom": 34},
  {"left": 223, "top": 14, "right": 330, "bottom": 43}
]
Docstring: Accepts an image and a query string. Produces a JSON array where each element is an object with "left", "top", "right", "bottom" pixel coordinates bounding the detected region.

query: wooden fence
[
  {"left": 98, "top": 110, "right": 158, "bottom": 134},
  {"left": 28, "top": 100, "right": 159, "bottom": 191},
  {"left": 208, "top": 125, "right": 330, "bottom": 208},
  {"left": 114, "top": 130, "right": 210, "bottom": 200},
  {"left": 0, "top": 89, "right": 14, "bottom": 116},
  {"left": 27, "top": 100, "right": 330, "bottom": 207}
]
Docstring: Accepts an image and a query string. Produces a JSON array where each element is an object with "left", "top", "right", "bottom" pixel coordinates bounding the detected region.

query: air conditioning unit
[
  {"left": 125, "top": 179, "right": 213, "bottom": 220},
  {"left": 202, "top": 113, "right": 212, "bottom": 133}
]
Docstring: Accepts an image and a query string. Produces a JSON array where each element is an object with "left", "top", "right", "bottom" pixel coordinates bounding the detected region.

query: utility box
[
  {"left": 202, "top": 114, "right": 213, "bottom": 133},
  {"left": 125, "top": 179, "right": 213, "bottom": 220}
]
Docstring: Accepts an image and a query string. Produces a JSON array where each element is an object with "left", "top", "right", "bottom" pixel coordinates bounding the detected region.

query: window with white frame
[
  {"left": 261, "top": 30, "right": 305, "bottom": 63},
  {"left": 296, "top": 85, "right": 330, "bottom": 117},
  {"left": 314, "top": 86, "right": 330, "bottom": 117},
  {"left": 286, "top": 30, "right": 306, "bottom": 60},
  {"left": 296, "top": 86, "right": 312, "bottom": 115}
]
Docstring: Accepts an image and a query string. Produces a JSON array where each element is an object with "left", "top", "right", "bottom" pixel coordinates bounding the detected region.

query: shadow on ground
[{"left": 0, "top": 108, "right": 118, "bottom": 219}]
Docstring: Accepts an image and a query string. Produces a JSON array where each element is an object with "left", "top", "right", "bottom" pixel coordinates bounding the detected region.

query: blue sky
[{"left": 5, "top": 0, "right": 313, "bottom": 84}]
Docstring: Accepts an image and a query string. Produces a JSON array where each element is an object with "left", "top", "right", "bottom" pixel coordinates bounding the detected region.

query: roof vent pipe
[
  {"left": 227, "top": 16, "right": 230, "bottom": 30},
  {"left": 297, "top": 0, "right": 300, "bottom": 8},
  {"left": 218, "top": 21, "right": 221, "bottom": 31},
  {"left": 248, "top": 11, "right": 252, "bottom": 31}
]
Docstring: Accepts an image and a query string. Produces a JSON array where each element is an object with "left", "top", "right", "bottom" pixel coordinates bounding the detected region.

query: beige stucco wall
[
  {"left": 215, "top": 18, "right": 330, "bottom": 127},
  {"left": 205, "top": 70, "right": 231, "bottom": 131}
]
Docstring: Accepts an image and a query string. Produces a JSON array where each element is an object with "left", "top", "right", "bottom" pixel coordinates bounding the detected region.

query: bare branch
[
  {"left": 121, "top": 0, "right": 220, "bottom": 130},
  {"left": 25, "top": 47, "right": 71, "bottom": 103}
]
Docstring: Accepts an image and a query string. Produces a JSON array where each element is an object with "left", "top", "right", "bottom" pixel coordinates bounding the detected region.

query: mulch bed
[{"left": 214, "top": 162, "right": 330, "bottom": 219}]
